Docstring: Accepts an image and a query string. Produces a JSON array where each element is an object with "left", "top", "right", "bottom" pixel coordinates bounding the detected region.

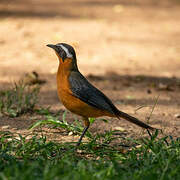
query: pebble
[{"left": 174, "top": 114, "right": 180, "bottom": 118}]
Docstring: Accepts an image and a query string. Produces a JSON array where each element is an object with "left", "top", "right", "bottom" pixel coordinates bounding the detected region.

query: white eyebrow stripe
[{"left": 59, "top": 44, "right": 73, "bottom": 58}]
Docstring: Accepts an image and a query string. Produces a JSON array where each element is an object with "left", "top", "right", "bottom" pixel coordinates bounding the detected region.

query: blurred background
[
  {"left": 0, "top": 0, "right": 180, "bottom": 135},
  {"left": 0, "top": 0, "right": 180, "bottom": 80}
]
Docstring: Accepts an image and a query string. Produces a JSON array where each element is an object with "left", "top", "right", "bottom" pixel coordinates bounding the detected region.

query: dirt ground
[{"left": 0, "top": 0, "right": 180, "bottom": 143}]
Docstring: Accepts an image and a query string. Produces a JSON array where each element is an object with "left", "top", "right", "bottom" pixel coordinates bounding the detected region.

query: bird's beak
[
  {"left": 47, "top": 44, "right": 58, "bottom": 51},
  {"left": 47, "top": 44, "right": 65, "bottom": 61}
]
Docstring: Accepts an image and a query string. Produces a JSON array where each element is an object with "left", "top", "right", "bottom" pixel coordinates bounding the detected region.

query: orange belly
[{"left": 58, "top": 88, "right": 113, "bottom": 118}]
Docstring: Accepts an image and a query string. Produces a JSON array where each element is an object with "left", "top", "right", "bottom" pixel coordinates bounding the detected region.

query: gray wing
[{"left": 69, "top": 71, "right": 118, "bottom": 115}]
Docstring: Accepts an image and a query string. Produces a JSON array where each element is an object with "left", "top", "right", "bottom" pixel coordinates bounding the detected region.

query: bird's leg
[
  {"left": 76, "top": 117, "right": 90, "bottom": 146},
  {"left": 147, "top": 129, "right": 152, "bottom": 139}
]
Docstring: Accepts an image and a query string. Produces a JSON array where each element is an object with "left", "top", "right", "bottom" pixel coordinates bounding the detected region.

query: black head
[{"left": 47, "top": 43, "right": 76, "bottom": 62}]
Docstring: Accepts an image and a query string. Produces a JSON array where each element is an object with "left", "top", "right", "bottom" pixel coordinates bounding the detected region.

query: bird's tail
[{"left": 116, "top": 110, "right": 155, "bottom": 130}]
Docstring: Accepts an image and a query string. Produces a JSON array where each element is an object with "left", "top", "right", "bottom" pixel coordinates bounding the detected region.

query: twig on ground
[{"left": 146, "top": 94, "right": 160, "bottom": 124}]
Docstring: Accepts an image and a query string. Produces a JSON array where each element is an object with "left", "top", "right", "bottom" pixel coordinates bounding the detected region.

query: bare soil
[{"left": 0, "top": 0, "right": 180, "bottom": 143}]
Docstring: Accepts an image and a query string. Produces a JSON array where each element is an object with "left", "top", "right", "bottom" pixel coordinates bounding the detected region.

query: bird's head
[{"left": 47, "top": 43, "right": 78, "bottom": 69}]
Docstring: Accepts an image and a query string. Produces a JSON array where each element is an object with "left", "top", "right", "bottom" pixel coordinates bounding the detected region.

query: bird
[{"left": 47, "top": 43, "right": 155, "bottom": 146}]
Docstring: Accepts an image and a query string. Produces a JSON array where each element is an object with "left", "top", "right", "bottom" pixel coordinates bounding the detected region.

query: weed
[
  {"left": 0, "top": 82, "right": 39, "bottom": 117},
  {"left": 30, "top": 110, "right": 93, "bottom": 139}
]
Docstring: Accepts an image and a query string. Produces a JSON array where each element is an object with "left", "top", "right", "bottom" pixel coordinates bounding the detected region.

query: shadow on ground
[{"left": 1, "top": 71, "right": 179, "bottom": 108}]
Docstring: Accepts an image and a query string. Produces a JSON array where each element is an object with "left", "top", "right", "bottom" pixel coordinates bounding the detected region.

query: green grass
[
  {"left": 0, "top": 131, "right": 179, "bottom": 180},
  {"left": 30, "top": 109, "right": 110, "bottom": 142},
  {"left": 0, "top": 82, "right": 39, "bottom": 117},
  {"left": 29, "top": 110, "right": 93, "bottom": 140}
]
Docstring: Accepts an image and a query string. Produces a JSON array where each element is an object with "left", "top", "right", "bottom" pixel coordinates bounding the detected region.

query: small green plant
[
  {"left": 0, "top": 82, "right": 40, "bottom": 117},
  {"left": 30, "top": 110, "right": 93, "bottom": 139},
  {"left": 31, "top": 110, "right": 111, "bottom": 143}
]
